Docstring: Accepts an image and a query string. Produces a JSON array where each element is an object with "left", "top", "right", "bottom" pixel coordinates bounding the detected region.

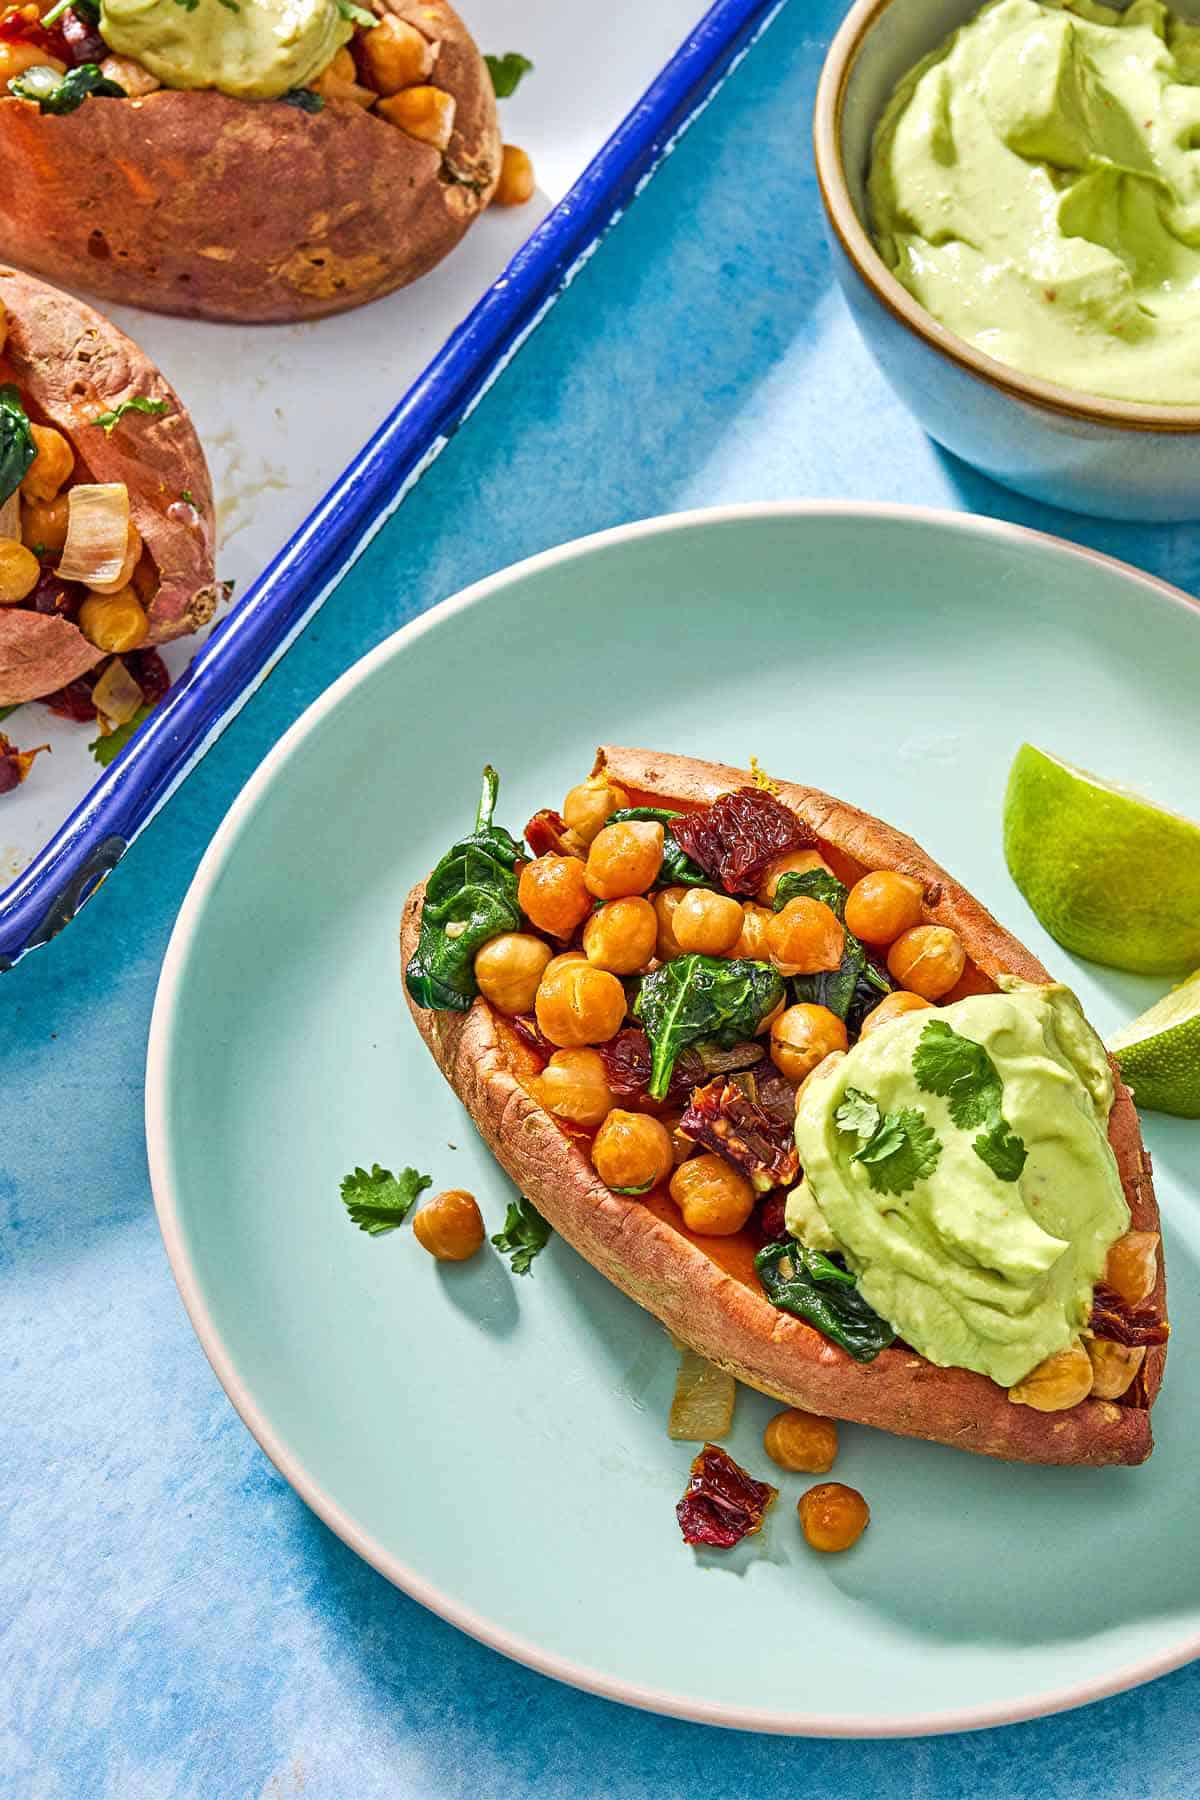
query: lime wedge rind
[{"left": 1108, "top": 968, "right": 1200, "bottom": 1119}]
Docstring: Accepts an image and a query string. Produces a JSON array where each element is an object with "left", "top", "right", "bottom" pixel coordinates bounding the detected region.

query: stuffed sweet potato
[
  {"left": 0, "top": 0, "right": 500, "bottom": 322},
  {"left": 0, "top": 264, "right": 215, "bottom": 723},
  {"left": 401, "top": 750, "right": 1168, "bottom": 1468}
]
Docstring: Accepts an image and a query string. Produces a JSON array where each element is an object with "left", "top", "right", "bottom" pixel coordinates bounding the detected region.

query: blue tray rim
[{"left": 0, "top": 0, "right": 786, "bottom": 970}]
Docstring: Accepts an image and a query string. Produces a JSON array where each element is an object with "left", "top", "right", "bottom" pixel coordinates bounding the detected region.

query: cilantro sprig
[
  {"left": 912, "top": 1020, "right": 1027, "bottom": 1183},
  {"left": 491, "top": 1197, "right": 551, "bottom": 1275},
  {"left": 93, "top": 396, "right": 170, "bottom": 436},
  {"left": 485, "top": 51, "right": 533, "bottom": 97},
  {"left": 340, "top": 1164, "right": 431, "bottom": 1235},
  {"left": 835, "top": 1088, "right": 942, "bottom": 1195}
]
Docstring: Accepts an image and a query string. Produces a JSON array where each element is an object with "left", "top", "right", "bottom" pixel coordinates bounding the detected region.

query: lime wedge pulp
[
  {"left": 1003, "top": 743, "right": 1200, "bottom": 975},
  {"left": 1108, "top": 969, "right": 1200, "bottom": 1118}
]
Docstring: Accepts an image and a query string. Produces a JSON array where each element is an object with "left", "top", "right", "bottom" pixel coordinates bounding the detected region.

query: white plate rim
[{"left": 145, "top": 499, "right": 1200, "bottom": 1738}]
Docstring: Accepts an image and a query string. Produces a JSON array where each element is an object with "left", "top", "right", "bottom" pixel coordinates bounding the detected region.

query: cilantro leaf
[
  {"left": 973, "top": 1118, "right": 1028, "bottom": 1183},
  {"left": 0, "top": 703, "right": 18, "bottom": 725},
  {"left": 340, "top": 1164, "right": 431, "bottom": 1235},
  {"left": 336, "top": 0, "right": 377, "bottom": 25},
  {"left": 911, "top": 1018, "right": 1001, "bottom": 1129},
  {"left": 89, "top": 704, "right": 152, "bottom": 767},
  {"left": 485, "top": 51, "right": 533, "bottom": 97},
  {"left": 491, "top": 1197, "right": 551, "bottom": 1275},
  {"left": 281, "top": 88, "right": 323, "bottom": 111},
  {"left": 834, "top": 1086, "right": 880, "bottom": 1140},
  {"left": 93, "top": 396, "right": 170, "bottom": 436}
]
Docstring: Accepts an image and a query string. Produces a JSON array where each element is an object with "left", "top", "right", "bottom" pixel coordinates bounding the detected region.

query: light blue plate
[{"left": 147, "top": 504, "right": 1200, "bottom": 1736}]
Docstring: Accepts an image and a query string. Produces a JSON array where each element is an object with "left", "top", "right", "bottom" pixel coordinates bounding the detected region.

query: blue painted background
[{"left": 4, "top": 4, "right": 1200, "bottom": 1793}]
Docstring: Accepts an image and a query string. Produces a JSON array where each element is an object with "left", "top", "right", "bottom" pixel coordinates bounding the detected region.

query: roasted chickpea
[
  {"left": 1008, "top": 1341, "right": 1094, "bottom": 1412},
  {"left": 98, "top": 52, "right": 160, "bottom": 96},
  {"left": 763, "top": 1408, "right": 839, "bottom": 1474},
  {"left": 562, "top": 772, "right": 630, "bottom": 845},
  {"left": 1086, "top": 1338, "right": 1146, "bottom": 1400},
  {"left": 535, "top": 959, "right": 626, "bottom": 1047},
  {"left": 756, "top": 848, "right": 831, "bottom": 904},
  {"left": 583, "top": 896, "right": 657, "bottom": 974},
  {"left": 766, "top": 897, "right": 844, "bottom": 977},
  {"left": 309, "top": 45, "right": 378, "bottom": 107},
  {"left": 20, "top": 424, "right": 74, "bottom": 504},
  {"left": 798, "top": 1483, "right": 869, "bottom": 1553},
  {"left": 77, "top": 587, "right": 148, "bottom": 653},
  {"left": 1104, "top": 1230, "right": 1160, "bottom": 1306},
  {"left": 669, "top": 1153, "right": 755, "bottom": 1236},
  {"left": 412, "top": 1189, "right": 485, "bottom": 1262},
  {"left": 770, "top": 1004, "right": 848, "bottom": 1082},
  {"left": 377, "top": 85, "right": 457, "bottom": 147},
  {"left": 531, "top": 1049, "right": 614, "bottom": 1129},
  {"left": 585, "top": 819, "right": 664, "bottom": 899},
  {"left": 731, "top": 902, "right": 772, "bottom": 961},
  {"left": 592, "top": 1109, "right": 673, "bottom": 1193},
  {"left": 543, "top": 950, "right": 586, "bottom": 977},
  {"left": 886, "top": 925, "right": 965, "bottom": 1001},
  {"left": 474, "top": 932, "right": 553, "bottom": 1015},
  {"left": 519, "top": 853, "right": 592, "bottom": 939},
  {"left": 0, "top": 42, "right": 64, "bottom": 84},
  {"left": 0, "top": 538, "right": 40, "bottom": 605},
  {"left": 653, "top": 885, "right": 688, "bottom": 959},
  {"left": 20, "top": 495, "right": 69, "bottom": 555},
  {"left": 858, "top": 989, "right": 935, "bottom": 1038},
  {"left": 357, "top": 13, "right": 434, "bottom": 94},
  {"left": 844, "top": 870, "right": 925, "bottom": 946},
  {"left": 495, "top": 143, "right": 536, "bottom": 206},
  {"left": 672, "top": 888, "right": 745, "bottom": 957}
]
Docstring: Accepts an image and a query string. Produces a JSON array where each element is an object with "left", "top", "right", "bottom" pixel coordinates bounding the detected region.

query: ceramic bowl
[{"left": 813, "top": 0, "right": 1200, "bottom": 522}]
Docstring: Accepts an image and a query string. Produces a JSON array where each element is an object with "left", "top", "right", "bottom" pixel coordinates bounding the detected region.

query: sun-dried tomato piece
[
  {"left": 508, "top": 1013, "right": 551, "bottom": 1068},
  {"left": 58, "top": 6, "right": 106, "bottom": 63},
  {"left": 126, "top": 648, "right": 171, "bottom": 707},
  {"left": 0, "top": 10, "right": 65, "bottom": 56},
  {"left": 670, "top": 787, "right": 817, "bottom": 897},
  {"left": 1090, "top": 1284, "right": 1169, "bottom": 1348},
  {"left": 28, "top": 569, "right": 85, "bottom": 620},
  {"left": 524, "top": 808, "right": 580, "bottom": 859},
  {"left": 676, "top": 1442, "right": 777, "bottom": 1548},
  {"left": 41, "top": 676, "right": 98, "bottom": 722},
  {"left": 754, "top": 1192, "right": 790, "bottom": 1247},
  {"left": 0, "top": 732, "right": 49, "bottom": 797},
  {"left": 681, "top": 1072, "right": 800, "bottom": 1194},
  {"left": 598, "top": 1027, "right": 765, "bottom": 1108}
]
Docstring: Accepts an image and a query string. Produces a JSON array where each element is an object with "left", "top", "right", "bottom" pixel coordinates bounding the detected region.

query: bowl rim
[
  {"left": 146, "top": 500, "right": 1200, "bottom": 1739},
  {"left": 813, "top": 0, "right": 1200, "bottom": 436}
]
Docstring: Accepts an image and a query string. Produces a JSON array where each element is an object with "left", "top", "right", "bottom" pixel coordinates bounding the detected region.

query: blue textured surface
[{"left": 4, "top": 2, "right": 1200, "bottom": 1793}]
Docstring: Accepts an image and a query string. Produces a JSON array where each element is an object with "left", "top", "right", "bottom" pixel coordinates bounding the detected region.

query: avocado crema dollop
[
  {"left": 99, "top": 0, "right": 352, "bottom": 101},
  {"left": 788, "top": 981, "right": 1129, "bottom": 1387},
  {"left": 868, "top": 0, "right": 1200, "bottom": 404}
]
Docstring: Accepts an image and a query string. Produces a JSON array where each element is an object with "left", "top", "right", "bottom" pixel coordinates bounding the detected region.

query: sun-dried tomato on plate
[
  {"left": 671, "top": 787, "right": 817, "bottom": 896},
  {"left": 676, "top": 1442, "right": 777, "bottom": 1548}
]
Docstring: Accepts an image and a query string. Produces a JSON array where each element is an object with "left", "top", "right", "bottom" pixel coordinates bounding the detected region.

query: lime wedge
[
  {"left": 1108, "top": 970, "right": 1200, "bottom": 1117},
  {"left": 1003, "top": 743, "right": 1200, "bottom": 974}
]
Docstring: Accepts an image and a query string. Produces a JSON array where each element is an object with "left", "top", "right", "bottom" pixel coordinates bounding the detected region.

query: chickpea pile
[{"left": 465, "top": 774, "right": 970, "bottom": 1241}]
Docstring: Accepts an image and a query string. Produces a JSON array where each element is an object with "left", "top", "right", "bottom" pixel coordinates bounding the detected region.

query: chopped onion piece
[
  {"left": 57, "top": 482, "right": 129, "bottom": 588},
  {"left": 0, "top": 491, "right": 20, "bottom": 542},
  {"left": 668, "top": 1346, "right": 737, "bottom": 1442},
  {"left": 91, "top": 656, "right": 144, "bottom": 727}
]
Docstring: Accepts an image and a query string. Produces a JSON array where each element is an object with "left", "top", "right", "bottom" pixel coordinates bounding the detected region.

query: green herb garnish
[
  {"left": 604, "top": 806, "right": 708, "bottom": 887},
  {"left": 774, "top": 867, "right": 892, "bottom": 1029},
  {"left": 484, "top": 51, "right": 533, "bottom": 98},
  {"left": 180, "top": 488, "right": 194, "bottom": 504},
  {"left": 93, "top": 396, "right": 170, "bottom": 436},
  {"left": 281, "top": 87, "right": 324, "bottom": 111},
  {"left": 0, "top": 704, "right": 18, "bottom": 726},
  {"left": 0, "top": 384, "right": 36, "bottom": 507},
  {"left": 912, "top": 1019, "right": 1028, "bottom": 1183},
  {"left": 755, "top": 1241, "right": 895, "bottom": 1363},
  {"left": 89, "top": 705, "right": 152, "bottom": 767},
  {"left": 405, "top": 766, "right": 524, "bottom": 1012},
  {"left": 835, "top": 1086, "right": 942, "bottom": 1195},
  {"left": 634, "top": 954, "right": 785, "bottom": 1100},
  {"left": 10, "top": 63, "right": 126, "bottom": 111},
  {"left": 340, "top": 1164, "right": 431, "bottom": 1235},
  {"left": 491, "top": 1197, "right": 551, "bottom": 1274},
  {"left": 337, "top": 0, "right": 377, "bottom": 24}
]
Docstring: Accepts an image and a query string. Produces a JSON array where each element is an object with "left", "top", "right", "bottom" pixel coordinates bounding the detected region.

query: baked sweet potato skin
[
  {"left": 0, "top": 267, "right": 216, "bottom": 704},
  {"left": 0, "top": 1, "right": 499, "bottom": 323},
  {"left": 401, "top": 748, "right": 1166, "bottom": 1467}
]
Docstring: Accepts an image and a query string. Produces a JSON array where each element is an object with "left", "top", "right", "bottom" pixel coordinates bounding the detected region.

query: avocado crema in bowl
[
  {"left": 789, "top": 980, "right": 1130, "bottom": 1392},
  {"left": 813, "top": 0, "right": 1200, "bottom": 520}
]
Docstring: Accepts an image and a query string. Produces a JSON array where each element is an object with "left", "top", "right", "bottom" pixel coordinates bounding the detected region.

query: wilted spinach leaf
[
  {"left": 9, "top": 63, "right": 126, "bottom": 113},
  {"left": 634, "top": 954, "right": 784, "bottom": 1100},
  {"left": 405, "top": 766, "right": 524, "bottom": 1012},
  {"left": 774, "top": 867, "right": 891, "bottom": 1029},
  {"left": 754, "top": 1240, "right": 895, "bottom": 1363},
  {"left": 605, "top": 806, "right": 708, "bottom": 887},
  {"left": 0, "top": 385, "right": 36, "bottom": 507}
]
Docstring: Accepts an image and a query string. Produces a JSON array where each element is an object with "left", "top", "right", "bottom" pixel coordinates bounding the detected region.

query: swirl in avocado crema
[
  {"left": 788, "top": 982, "right": 1130, "bottom": 1388},
  {"left": 868, "top": 0, "right": 1200, "bottom": 404}
]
